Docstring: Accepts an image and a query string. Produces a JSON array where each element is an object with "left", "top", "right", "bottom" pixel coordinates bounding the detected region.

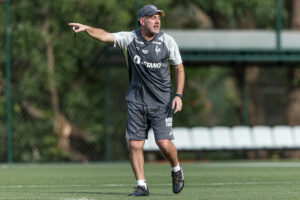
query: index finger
[{"left": 68, "top": 23, "right": 77, "bottom": 26}]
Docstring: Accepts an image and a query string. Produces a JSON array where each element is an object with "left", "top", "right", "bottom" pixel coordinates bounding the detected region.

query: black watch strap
[{"left": 175, "top": 94, "right": 184, "bottom": 100}]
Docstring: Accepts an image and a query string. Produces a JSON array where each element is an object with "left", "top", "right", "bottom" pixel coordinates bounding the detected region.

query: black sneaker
[
  {"left": 171, "top": 167, "right": 184, "bottom": 194},
  {"left": 128, "top": 185, "right": 149, "bottom": 196}
]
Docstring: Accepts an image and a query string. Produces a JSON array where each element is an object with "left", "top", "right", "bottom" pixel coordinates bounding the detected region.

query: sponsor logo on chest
[
  {"left": 144, "top": 61, "right": 161, "bottom": 68},
  {"left": 133, "top": 55, "right": 161, "bottom": 69}
]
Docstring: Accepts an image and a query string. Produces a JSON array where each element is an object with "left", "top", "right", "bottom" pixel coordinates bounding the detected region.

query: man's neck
[{"left": 140, "top": 29, "right": 156, "bottom": 41}]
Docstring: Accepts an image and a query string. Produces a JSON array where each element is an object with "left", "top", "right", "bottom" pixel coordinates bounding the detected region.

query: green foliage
[
  {"left": 2, "top": 0, "right": 137, "bottom": 162},
  {"left": 168, "top": 0, "right": 284, "bottom": 29},
  {"left": 0, "top": 0, "right": 290, "bottom": 162},
  {"left": 173, "top": 66, "right": 240, "bottom": 127}
]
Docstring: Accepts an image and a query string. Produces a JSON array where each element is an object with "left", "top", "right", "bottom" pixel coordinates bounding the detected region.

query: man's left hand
[{"left": 172, "top": 96, "right": 182, "bottom": 114}]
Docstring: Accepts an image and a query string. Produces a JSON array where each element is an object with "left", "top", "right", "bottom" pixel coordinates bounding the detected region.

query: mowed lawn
[{"left": 1, "top": 161, "right": 300, "bottom": 200}]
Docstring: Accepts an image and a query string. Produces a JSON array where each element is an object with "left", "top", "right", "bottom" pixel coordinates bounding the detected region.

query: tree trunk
[
  {"left": 42, "top": 16, "right": 88, "bottom": 162},
  {"left": 246, "top": 67, "right": 265, "bottom": 125},
  {"left": 169, "top": 3, "right": 213, "bottom": 28},
  {"left": 287, "top": 0, "right": 300, "bottom": 126},
  {"left": 236, "top": 12, "right": 265, "bottom": 125},
  {"left": 291, "top": 0, "right": 300, "bottom": 29},
  {"left": 284, "top": 0, "right": 300, "bottom": 158}
]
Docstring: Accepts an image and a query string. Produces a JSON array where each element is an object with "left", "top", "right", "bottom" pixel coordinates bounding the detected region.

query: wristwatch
[{"left": 175, "top": 94, "right": 184, "bottom": 100}]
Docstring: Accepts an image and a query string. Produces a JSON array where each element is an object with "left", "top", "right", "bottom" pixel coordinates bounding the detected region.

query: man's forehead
[{"left": 145, "top": 14, "right": 161, "bottom": 18}]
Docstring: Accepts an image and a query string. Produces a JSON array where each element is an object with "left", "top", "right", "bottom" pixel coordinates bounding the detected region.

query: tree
[
  {"left": 4, "top": 0, "right": 135, "bottom": 162},
  {"left": 286, "top": 0, "right": 300, "bottom": 125}
]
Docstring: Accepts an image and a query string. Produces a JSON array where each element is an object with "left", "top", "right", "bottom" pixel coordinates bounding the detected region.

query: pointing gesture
[{"left": 68, "top": 23, "right": 89, "bottom": 33}]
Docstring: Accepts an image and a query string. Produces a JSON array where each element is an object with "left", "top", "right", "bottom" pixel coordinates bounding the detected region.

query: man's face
[{"left": 142, "top": 14, "right": 161, "bottom": 35}]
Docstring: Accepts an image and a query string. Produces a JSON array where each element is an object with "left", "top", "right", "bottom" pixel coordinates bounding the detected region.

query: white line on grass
[
  {"left": 0, "top": 198, "right": 95, "bottom": 200},
  {"left": 196, "top": 162, "right": 300, "bottom": 168},
  {"left": 1, "top": 181, "right": 300, "bottom": 189}
]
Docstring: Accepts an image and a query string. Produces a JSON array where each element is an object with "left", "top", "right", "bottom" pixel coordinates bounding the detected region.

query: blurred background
[{"left": 2, "top": 0, "right": 300, "bottom": 163}]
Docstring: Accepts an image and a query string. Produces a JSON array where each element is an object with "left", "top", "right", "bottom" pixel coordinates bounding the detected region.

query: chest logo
[
  {"left": 144, "top": 61, "right": 161, "bottom": 68},
  {"left": 133, "top": 55, "right": 161, "bottom": 69},
  {"left": 142, "top": 49, "right": 149, "bottom": 54},
  {"left": 152, "top": 41, "right": 162, "bottom": 45},
  {"left": 134, "top": 55, "right": 141, "bottom": 64},
  {"left": 155, "top": 46, "right": 161, "bottom": 55}
]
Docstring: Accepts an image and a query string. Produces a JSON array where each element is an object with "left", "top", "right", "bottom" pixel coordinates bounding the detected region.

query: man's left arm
[{"left": 172, "top": 63, "right": 185, "bottom": 114}]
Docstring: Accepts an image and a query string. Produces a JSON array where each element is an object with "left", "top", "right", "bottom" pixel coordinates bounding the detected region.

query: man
[{"left": 69, "top": 4, "right": 185, "bottom": 196}]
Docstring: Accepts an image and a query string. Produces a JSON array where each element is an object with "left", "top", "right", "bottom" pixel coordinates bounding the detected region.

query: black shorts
[{"left": 126, "top": 101, "right": 174, "bottom": 140}]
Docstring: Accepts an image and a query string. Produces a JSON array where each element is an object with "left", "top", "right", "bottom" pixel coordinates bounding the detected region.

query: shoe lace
[
  {"left": 133, "top": 185, "right": 145, "bottom": 191},
  {"left": 172, "top": 170, "right": 183, "bottom": 184}
]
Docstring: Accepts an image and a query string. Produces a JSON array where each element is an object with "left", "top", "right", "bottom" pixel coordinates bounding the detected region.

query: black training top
[{"left": 113, "top": 30, "right": 182, "bottom": 106}]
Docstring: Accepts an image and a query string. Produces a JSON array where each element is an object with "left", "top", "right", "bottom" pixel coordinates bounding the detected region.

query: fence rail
[{"left": 145, "top": 126, "right": 300, "bottom": 151}]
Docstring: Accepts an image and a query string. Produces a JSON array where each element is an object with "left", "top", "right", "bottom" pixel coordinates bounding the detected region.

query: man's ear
[{"left": 139, "top": 17, "right": 145, "bottom": 26}]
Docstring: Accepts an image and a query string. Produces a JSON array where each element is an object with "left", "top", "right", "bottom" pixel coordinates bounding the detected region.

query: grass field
[{"left": 1, "top": 161, "right": 300, "bottom": 200}]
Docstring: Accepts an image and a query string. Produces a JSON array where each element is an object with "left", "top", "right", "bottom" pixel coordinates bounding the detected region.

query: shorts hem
[
  {"left": 154, "top": 136, "right": 174, "bottom": 140},
  {"left": 126, "top": 136, "right": 147, "bottom": 141}
]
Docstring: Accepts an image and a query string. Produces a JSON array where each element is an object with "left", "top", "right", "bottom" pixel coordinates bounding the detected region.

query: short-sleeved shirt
[{"left": 113, "top": 30, "right": 182, "bottom": 106}]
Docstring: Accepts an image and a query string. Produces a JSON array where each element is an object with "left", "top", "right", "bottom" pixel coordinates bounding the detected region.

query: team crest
[{"left": 155, "top": 46, "right": 161, "bottom": 55}]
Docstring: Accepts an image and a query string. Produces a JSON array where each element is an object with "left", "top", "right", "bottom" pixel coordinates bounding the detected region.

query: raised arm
[
  {"left": 68, "top": 23, "right": 114, "bottom": 43},
  {"left": 172, "top": 63, "right": 185, "bottom": 114}
]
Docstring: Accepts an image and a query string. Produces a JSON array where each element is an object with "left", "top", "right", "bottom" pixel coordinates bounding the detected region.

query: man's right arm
[{"left": 68, "top": 23, "right": 114, "bottom": 43}]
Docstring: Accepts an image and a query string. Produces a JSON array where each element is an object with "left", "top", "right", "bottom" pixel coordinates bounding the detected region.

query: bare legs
[
  {"left": 155, "top": 139, "right": 179, "bottom": 167},
  {"left": 129, "top": 140, "right": 145, "bottom": 180},
  {"left": 128, "top": 139, "right": 179, "bottom": 181}
]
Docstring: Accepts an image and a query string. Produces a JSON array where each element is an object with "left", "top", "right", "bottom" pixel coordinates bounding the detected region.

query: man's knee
[
  {"left": 155, "top": 139, "right": 174, "bottom": 150},
  {"left": 129, "top": 140, "right": 144, "bottom": 151}
]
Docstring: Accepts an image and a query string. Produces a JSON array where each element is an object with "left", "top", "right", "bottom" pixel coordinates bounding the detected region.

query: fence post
[
  {"left": 104, "top": 48, "right": 111, "bottom": 161},
  {"left": 276, "top": 0, "right": 282, "bottom": 51},
  {"left": 242, "top": 67, "right": 248, "bottom": 126},
  {"left": 135, "top": 0, "right": 141, "bottom": 28},
  {"left": 5, "top": 0, "right": 12, "bottom": 163}
]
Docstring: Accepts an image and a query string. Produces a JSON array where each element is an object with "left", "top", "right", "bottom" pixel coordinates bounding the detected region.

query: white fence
[{"left": 143, "top": 126, "right": 300, "bottom": 151}]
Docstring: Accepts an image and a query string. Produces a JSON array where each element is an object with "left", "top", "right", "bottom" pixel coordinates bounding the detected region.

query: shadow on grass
[
  {"left": 2, "top": 189, "right": 174, "bottom": 197},
  {"left": 43, "top": 190, "right": 173, "bottom": 197}
]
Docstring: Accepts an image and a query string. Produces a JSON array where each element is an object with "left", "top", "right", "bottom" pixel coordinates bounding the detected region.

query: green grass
[{"left": 1, "top": 161, "right": 300, "bottom": 199}]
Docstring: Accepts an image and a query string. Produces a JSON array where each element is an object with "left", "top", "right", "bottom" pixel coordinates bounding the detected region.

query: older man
[{"left": 69, "top": 4, "right": 185, "bottom": 196}]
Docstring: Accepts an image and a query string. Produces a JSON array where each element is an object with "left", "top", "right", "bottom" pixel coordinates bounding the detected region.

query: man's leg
[
  {"left": 128, "top": 139, "right": 149, "bottom": 196},
  {"left": 129, "top": 140, "right": 145, "bottom": 180},
  {"left": 156, "top": 139, "right": 184, "bottom": 194},
  {"left": 126, "top": 102, "right": 150, "bottom": 196},
  {"left": 155, "top": 139, "right": 178, "bottom": 167}
]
